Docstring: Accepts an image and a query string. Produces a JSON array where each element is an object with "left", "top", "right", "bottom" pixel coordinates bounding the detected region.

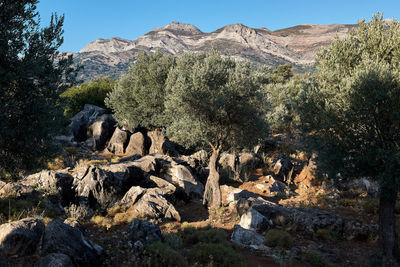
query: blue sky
[{"left": 36, "top": 0, "right": 400, "bottom": 52}]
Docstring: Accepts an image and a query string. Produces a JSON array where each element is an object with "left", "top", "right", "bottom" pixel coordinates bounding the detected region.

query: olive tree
[
  {"left": 105, "top": 51, "right": 175, "bottom": 130},
  {"left": 165, "top": 51, "right": 269, "bottom": 208},
  {"left": 298, "top": 14, "right": 400, "bottom": 264}
]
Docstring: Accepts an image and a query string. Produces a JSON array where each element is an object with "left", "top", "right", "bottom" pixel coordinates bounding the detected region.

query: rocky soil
[{"left": 0, "top": 105, "right": 382, "bottom": 266}]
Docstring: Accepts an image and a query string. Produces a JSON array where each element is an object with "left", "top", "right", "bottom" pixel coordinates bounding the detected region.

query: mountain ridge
[{"left": 73, "top": 22, "right": 356, "bottom": 80}]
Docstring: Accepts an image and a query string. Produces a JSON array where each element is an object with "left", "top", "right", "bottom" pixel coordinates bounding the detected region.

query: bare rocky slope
[{"left": 73, "top": 21, "right": 356, "bottom": 80}]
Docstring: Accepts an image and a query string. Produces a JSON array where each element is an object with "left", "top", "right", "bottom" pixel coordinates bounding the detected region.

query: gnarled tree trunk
[
  {"left": 379, "top": 185, "right": 400, "bottom": 265},
  {"left": 203, "top": 146, "right": 221, "bottom": 208}
]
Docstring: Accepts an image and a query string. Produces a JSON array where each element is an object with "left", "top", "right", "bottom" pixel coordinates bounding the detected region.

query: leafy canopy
[
  {"left": 298, "top": 13, "right": 400, "bottom": 187},
  {"left": 165, "top": 50, "right": 269, "bottom": 152},
  {"left": 0, "top": 0, "right": 76, "bottom": 175},
  {"left": 105, "top": 51, "right": 175, "bottom": 130}
]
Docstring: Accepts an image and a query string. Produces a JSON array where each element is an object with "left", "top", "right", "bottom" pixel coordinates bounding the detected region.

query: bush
[
  {"left": 315, "top": 229, "right": 339, "bottom": 243},
  {"left": 302, "top": 250, "right": 334, "bottom": 267},
  {"left": 186, "top": 242, "right": 245, "bottom": 267},
  {"left": 265, "top": 229, "right": 293, "bottom": 248},
  {"left": 182, "top": 227, "right": 228, "bottom": 245},
  {"left": 144, "top": 241, "right": 188, "bottom": 267},
  {"left": 61, "top": 76, "right": 115, "bottom": 116}
]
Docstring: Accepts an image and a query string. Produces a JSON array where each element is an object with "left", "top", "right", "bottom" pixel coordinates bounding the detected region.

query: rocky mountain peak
[
  {"left": 79, "top": 37, "right": 133, "bottom": 53},
  {"left": 156, "top": 21, "right": 203, "bottom": 35}
]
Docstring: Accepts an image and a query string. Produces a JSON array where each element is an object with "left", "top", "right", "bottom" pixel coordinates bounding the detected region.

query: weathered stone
[
  {"left": 239, "top": 152, "right": 263, "bottom": 170},
  {"left": 0, "top": 182, "right": 34, "bottom": 198},
  {"left": 87, "top": 114, "right": 116, "bottom": 151},
  {"left": 35, "top": 253, "right": 75, "bottom": 267},
  {"left": 294, "top": 155, "right": 318, "bottom": 189},
  {"left": 24, "top": 170, "right": 74, "bottom": 205},
  {"left": 148, "top": 175, "right": 176, "bottom": 195},
  {"left": 69, "top": 104, "right": 107, "bottom": 142},
  {"left": 125, "top": 132, "right": 147, "bottom": 156},
  {"left": 106, "top": 127, "right": 130, "bottom": 154},
  {"left": 121, "top": 187, "right": 180, "bottom": 221},
  {"left": 231, "top": 225, "right": 269, "bottom": 251},
  {"left": 41, "top": 220, "right": 102, "bottom": 267},
  {"left": 218, "top": 152, "right": 236, "bottom": 174},
  {"left": 0, "top": 218, "right": 45, "bottom": 257},
  {"left": 221, "top": 185, "right": 258, "bottom": 204},
  {"left": 273, "top": 158, "right": 294, "bottom": 184},
  {"left": 239, "top": 208, "right": 269, "bottom": 231},
  {"left": 128, "top": 219, "right": 163, "bottom": 245},
  {"left": 73, "top": 162, "right": 145, "bottom": 208},
  {"left": 163, "top": 163, "right": 204, "bottom": 198}
]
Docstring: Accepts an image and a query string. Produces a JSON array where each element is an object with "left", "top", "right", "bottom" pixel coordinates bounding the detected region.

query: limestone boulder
[
  {"left": 125, "top": 132, "right": 147, "bottom": 156},
  {"left": 0, "top": 218, "right": 44, "bottom": 257},
  {"left": 87, "top": 114, "right": 116, "bottom": 151},
  {"left": 69, "top": 104, "right": 107, "bottom": 142},
  {"left": 41, "top": 220, "right": 103, "bottom": 267},
  {"left": 106, "top": 127, "right": 130, "bottom": 154}
]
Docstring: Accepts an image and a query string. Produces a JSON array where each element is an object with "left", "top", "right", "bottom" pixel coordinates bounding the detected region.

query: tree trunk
[
  {"left": 203, "top": 146, "right": 221, "bottom": 208},
  {"left": 379, "top": 185, "right": 400, "bottom": 265}
]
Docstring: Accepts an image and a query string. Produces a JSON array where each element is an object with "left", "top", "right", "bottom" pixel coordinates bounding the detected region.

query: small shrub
[
  {"left": 144, "top": 241, "right": 188, "bottom": 267},
  {"left": 164, "top": 233, "right": 183, "bottom": 250},
  {"left": 182, "top": 227, "right": 228, "bottom": 246},
  {"left": 315, "top": 229, "right": 340, "bottom": 243},
  {"left": 265, "top": 229, "right": 293, "bottom": 248},
  {"left": 61, "top": 76, "right": 115, "bottom": 116},
  {"left": 186, "top": 242, "right": 245, "bottom": 267},
  {"left": 361, "top": 199, "right": 379, "bottom": 215},
  {"left": 91, "top": 215, "right": 113, "bottom": 230},
  {"left": 302, "top": 250, "right": 334, "bottom": 267}
]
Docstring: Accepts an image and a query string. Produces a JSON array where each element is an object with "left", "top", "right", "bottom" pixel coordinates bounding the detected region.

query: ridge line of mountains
[{"left": 71, "top": 21, "right": 357, "bottom": 81}]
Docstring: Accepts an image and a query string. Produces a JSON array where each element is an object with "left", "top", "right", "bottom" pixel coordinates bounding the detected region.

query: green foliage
[
  {"left": 298, "top": 13, "right": 400, "bottom": 189},
  {"left": 315, "top": 229, "right": 340, "bottom": 243},
  {"left": 302, "top": 250, "right": 334, "bottom": 267},
  {"left": 144, "top": 241, "right": 188, "bottom": 267},
  {"left": 186, "top": 242, "right": 245, "bottom": 267},
  {"left": 265, "top": 229, "right": 293, "bottom": 248},
  {"left": 182, "top": 227, "right": 229, "bottom": 245},
  {"left": 0, "top": 0, "right": 77, "bottom": 175},
  {"left": 105, "top": 51, "right": 175, "bottom": 130},
  {"left": 165, "top": 50, "right": 269, "bottom": 152},
  {"left": 61, "top": 76, "right": 114, "bottom": 116},
  {"left": 263, "top": 73, "right": 306, "bottom": 133}
]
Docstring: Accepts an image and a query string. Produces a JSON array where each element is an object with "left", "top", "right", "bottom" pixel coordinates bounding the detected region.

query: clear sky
[{"left": 36, "top": 0, "right": 400, "bottom": 53}]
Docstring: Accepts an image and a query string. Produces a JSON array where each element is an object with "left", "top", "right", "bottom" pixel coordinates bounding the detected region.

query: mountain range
[{"left": 71, "top": 22, "right": 356, "bottom": 81}]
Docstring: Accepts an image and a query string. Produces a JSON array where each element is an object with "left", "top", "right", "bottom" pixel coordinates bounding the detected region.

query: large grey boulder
[
  {"left": 35, "top": 253, "right": 75, "bottom": 267},
  {"left": 106, "top": 127, "right": 130, "bottom": 154},
  {"left": 0, "top": 218, "right": 45, "bottom": 257},
  {"left": 41, "top": 220, "right": 102, "bottom": 267},
  {"left": 73, "top": 163, "right": 145, "bottom": 208},
  {"left": 125, "top": 132, "right": 147, "bottom": 156},
  {"left": 231, "top": 225, "right": 269, "bottom": 251},
  {"left": 87, "top": 114, "right": 116, "bottom": 151},
  {"left": 24, "top": 170, "right": 74, "bottom": 205},
  {"left": 273, "top": 158, "right": 294, "bottom": 184},
  {"left": 128, "top": 219, "right": 163, "bottom": 245},
  {"left": 162, "top": 162, "right": 204, "bottom": 198},
  {"left": 0, "top": 182, "right": 34, "bottom": 198},
  {"left": 120, "top": 186, "right": 181, "bottom": 221},
  {"left": 239, "top": 208, "right": 269, "bottom": 232},
  {"left": 69, "top": 104, "right": 107, "bottom": 142}
]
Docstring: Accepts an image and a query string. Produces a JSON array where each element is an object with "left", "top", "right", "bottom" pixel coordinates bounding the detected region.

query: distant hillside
[{"left": 71, "top": 21, "right": 356, "bottom": 80}]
